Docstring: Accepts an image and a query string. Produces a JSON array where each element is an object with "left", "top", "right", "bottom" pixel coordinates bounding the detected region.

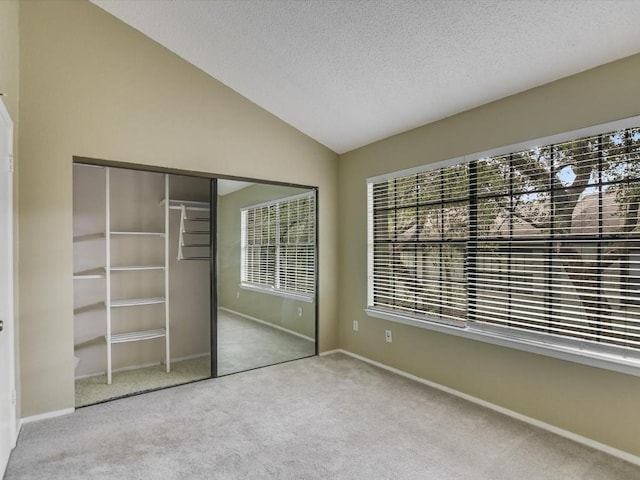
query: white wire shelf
[
  {"left": 161, "top": 199, "right": 210, "bottom": 212},
  {"left": 73, "top": 268, "right": 105, "bottom": 280},
  {"left": 109, "top": 297, "right": 165, "bottom": 308},
  {"left": 109, "top": 265, "right": 165, "bottom": 271},
  {"left": 108, "top": 328, "right": 166, "bottom": 344},
  {"left": 73, "top": 233, "right": 105, "bottom": 242},
  {"left": 110, "top": 231, "right": 165, "bottom": 237}
]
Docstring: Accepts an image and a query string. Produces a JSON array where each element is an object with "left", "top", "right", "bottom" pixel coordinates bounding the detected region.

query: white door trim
[{"left": 0, "top": 97, "right": 17, "bottom": 452}]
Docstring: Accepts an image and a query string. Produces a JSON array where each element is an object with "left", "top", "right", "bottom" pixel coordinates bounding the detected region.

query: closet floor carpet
[{"left": 75, "top": 356, "right": 211, "bottom": 407}]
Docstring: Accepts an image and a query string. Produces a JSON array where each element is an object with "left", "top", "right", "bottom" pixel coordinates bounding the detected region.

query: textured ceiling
[{"left": 92, "top": 0, "right": 640, "bottom": 154}]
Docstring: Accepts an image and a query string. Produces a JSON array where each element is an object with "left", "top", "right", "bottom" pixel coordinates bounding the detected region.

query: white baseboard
[
  {"left": 319, "top": 349, "right": 341, "bottom": 356},
  {"left": 336, "top": 349, "right": 640, "bottom": 467},
  {"left": 219, "top": 307, "right": 315, "bottom": 342},
  {"left": 20, "top": 408, "right": 75, "bottom": 426}
]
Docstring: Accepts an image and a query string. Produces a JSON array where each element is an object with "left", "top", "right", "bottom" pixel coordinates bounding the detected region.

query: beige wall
[
  {"left": 218, "top": 183, "right": 316, "bottom": 339},
  {"left": 18, "top": 0, "right": 338, "bottom": 416},
  {"left": 338, "top": 53, "right": 640, "bottom": 457},
  {"left": 0, "top": 0, "right": 20, "bottom": 426},
  {"left": 0, "top": 0, "right": 19, "bottom": 122}
]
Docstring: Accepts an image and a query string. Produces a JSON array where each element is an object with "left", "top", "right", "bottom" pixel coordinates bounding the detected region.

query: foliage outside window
[
  {"left": 241, "top": 192, "right": 316, "bottom": 300},
  {"left": 367, "top": 120, "right": 640, "bottom": 369}
]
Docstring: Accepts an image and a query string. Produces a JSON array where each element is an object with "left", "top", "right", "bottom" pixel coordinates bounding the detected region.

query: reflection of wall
[
  {"left": 218, "top": 184, "right": 315, "bottom": 339},
  {"left": 18, "top": 1, "right": 337, "bottom": 417},
  {"left": 73, "top": 167, "right": 211, "bottom": 378}
]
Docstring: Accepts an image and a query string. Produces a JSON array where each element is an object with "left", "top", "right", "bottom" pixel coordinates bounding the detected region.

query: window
[
  {"left": 241, "top": 191, "right": 316, "bottom": 301},
  {"left": 367, "top": 117, "right": 640, "bottom": 373}
]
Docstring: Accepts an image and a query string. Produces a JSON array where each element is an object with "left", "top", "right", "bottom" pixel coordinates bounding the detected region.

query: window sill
[
  {"left": 365, "top": 308, "right": 640, "bottom": 377},
  {"left": 240, "top": 283, "right": 314, "bottom": 303}
]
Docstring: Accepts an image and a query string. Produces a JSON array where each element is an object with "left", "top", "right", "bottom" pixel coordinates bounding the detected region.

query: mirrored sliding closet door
[{"left": 216, "top": 180, "right": 317, "bottom": 375}]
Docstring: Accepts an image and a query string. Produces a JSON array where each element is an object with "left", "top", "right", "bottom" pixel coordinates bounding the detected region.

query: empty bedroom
[{"left": 1, "top": 0, "right": 639, "bottom": 478}]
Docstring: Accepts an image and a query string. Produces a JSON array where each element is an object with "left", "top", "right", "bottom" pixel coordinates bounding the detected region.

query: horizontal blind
[
  {"left": 278, "top": 194, "right": 316, "bottom": 295},
  {"left": 368, "top": 124, "right": 640, "bottom": 357},
  {"left": 368, "top": 164, "right": 469, "bottom": 326},
  {"left": 241, "top": 204, "right": 276, "bottom": 287},
  {"left": 241, "top": 192, "right": 316, "bottom": 297},
  {"left": 471, "top": 127, "right": 640, "bottom": 353}
]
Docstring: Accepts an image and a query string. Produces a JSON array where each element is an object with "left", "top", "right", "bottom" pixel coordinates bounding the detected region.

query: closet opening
[{"left": 72, "top": 158, "right": 318, "bottom": 407}]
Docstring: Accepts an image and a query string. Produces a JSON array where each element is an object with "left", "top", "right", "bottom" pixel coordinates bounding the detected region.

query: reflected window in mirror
[{"left": 240, "top": 191, "right": 316, "bottom": 302}]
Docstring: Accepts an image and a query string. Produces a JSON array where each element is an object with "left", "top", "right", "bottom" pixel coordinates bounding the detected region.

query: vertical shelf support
[
  {"left": 164, "top": 174, "right": 171, "bottom": 373},
  {"left": 105, "top": 167, "right": 113, "bottom": 385}
]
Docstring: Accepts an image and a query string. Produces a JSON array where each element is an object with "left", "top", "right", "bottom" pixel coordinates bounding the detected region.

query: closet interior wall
[
  {"left": 73, "top": 164, "right": 210, "bottom": 381},
  {"left": 166, "top": 174, "right": 210, "bottom": 366}
]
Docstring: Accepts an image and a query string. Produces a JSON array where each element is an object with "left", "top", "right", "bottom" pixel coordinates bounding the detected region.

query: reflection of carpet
[
  {"left": 75, "top": 310, "right": 315, "bottom": 406},
  {"left": 75, "top": 356, "right": 211, "bottom": 407},
  {"left": 217, "top": 309, "right": 315, "bottom": 376}
]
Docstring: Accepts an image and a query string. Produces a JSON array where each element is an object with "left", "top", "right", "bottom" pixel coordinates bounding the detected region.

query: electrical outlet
[
  {"left": 297, "top": 307, "right": 303, "bottom": 317},
  {"left": 353, "top": 320, "right": 359, "bottom": 331},
  {"left": 236, "top": 291, "right": 240, "bottom": 299},
  {"left": 385, "top": 329, "right": 393, "bottom": 343}
]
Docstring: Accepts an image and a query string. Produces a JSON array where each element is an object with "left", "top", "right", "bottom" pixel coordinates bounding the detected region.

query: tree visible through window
[
  {"left": 368, "top": 124, "right": 640, "bottom": 360},
  {"left": 242, "top": 192, "right": 316, "bottom": 299}
]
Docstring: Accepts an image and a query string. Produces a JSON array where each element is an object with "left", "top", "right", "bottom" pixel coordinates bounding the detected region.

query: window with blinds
[
  {"left": 367, "top": 120, "right": 640, "bottom": 367},
  {"left": 241, "top": 191, "right": 316, "bottom": 299}
]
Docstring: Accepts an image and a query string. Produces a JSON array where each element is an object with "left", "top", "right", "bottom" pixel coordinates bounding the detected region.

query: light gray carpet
[{"left": 7, "top": 354, "right": 639, "bottom": 480}]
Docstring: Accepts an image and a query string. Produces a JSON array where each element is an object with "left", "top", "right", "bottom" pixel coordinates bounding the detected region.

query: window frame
[
  {"left": 241, "top": 191, "right": 316, "bottom": 303},
  {"left": 366, "top": 115, "right": 640, "bottom": 377}
]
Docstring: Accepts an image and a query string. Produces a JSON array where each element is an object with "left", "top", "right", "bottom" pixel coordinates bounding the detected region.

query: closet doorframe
[{"left": 74, "top": 156, "right": 319, "bottom": 385}]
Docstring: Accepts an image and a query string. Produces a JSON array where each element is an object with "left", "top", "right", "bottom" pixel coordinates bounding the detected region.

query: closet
[
  {"left": 73, "top": 160, "right": 318, "bottom": 407},
  {"left": 73, "top": 164, "right": 211, "bottom": 403}
]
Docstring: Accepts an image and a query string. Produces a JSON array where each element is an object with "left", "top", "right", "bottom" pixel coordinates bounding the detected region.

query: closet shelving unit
[
  {"left": 104, "top": 169, "right": 170, "bottom": 384},
  {"left": 161, "top": 199, "right": 210, "bottom": 261}
]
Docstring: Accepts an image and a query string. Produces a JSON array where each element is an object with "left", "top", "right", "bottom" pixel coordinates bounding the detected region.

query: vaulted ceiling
[{"left": 92, "top": 0, "right": 640, "bottom": 154}]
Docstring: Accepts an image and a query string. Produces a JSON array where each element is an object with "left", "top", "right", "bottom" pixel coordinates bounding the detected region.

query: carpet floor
[
  {"left": 75, "top": 309, "right": 314, "bottom": 406},
  {"left": 8, "top": 353, "right": 639, "bottom": 479}
]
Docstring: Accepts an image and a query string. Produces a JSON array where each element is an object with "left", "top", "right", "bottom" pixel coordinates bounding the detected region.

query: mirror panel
[{"left": 216, "top": 180, "right": 316, "bottom": 375}]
